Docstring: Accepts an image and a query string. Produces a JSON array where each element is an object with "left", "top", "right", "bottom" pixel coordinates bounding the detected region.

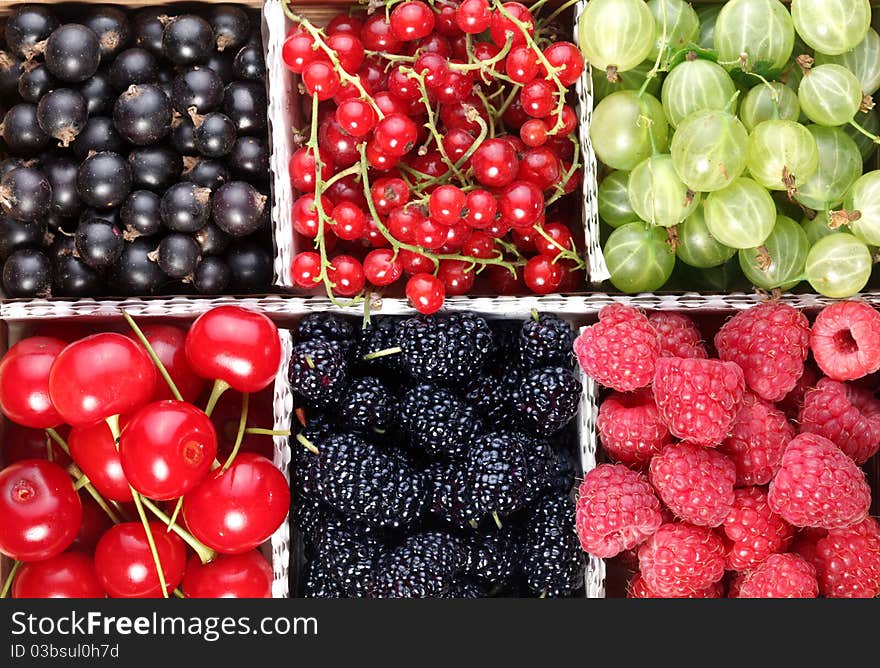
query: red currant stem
[
  {"left": 320, "top": 163, "right": 361, "bottom": 192},
  {"left": 495, "top": 83, "right": 522, "bottom": 120},
  {"left": 120, "top": 308, "right": 184, "bottom": 402},
  {"left": 364, "top": 50, "right": 415, "bottom": 63},
  {"left": 362, "top": 346, "right": 402, "bottom": 361},
  {"left": 204, "top": 378, "right": 231, "bottom": 418},
  {"left": 539, "top": 0, "right": 581, "bottom": 26},
  {"left": 140, "top": 496, "right": 217, "bottom": 565},
  {"left": 472, "top": 89, "right": 497, "bottom": 137},
  {"left": 546, "top": 136, "right": 581, "bottom": 206},
  {"left": 0, "top": 561, "right": 21, "bottom": 599},
  {"left": 296, "top": 433, "right": 320, "bottom": 455},
  {"left": 245, "top": 427, "right": 291, "bottom": 437},
  {"left": 165, "top": 497, "right": 184, "bottom": 534},
  {"left": 492, "top": 511, "right": 503, "bottom": 529},
  {"left": 528, "top": 0, "right": 550, "bottom": 15},
  {"left": 535, "top": 224, "right": 584, "bottom": 269},
  {"left": 221, "top": 392, "right": 250, "bottom": 473},
  {"left": 450, "top": 34, "right": 514, "bottom": 72}
]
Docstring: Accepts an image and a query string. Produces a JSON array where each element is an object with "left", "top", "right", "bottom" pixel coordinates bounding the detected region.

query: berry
[
  {"left": 648, "top": 312, "right": 707, "bottom": 359},
  {"left": 464, "top": 527, "right": 518, "bottom": 586},
  {"left": 810, "top": 300, "right": 880, "bottom": 381},
  {"left": 597, "top": 389, "right": 670, "bottom": 469},
  {"left": 310, "top": 520, "right": 381, "bottom": 598},
  {"left": 353, "top": 316, "right": 403, "bottom": 375},
  {"left": 719, "top": 392, "right": 794, "bottom": 486},
  {"left": 767, "top": 433, "right": 871, "bottom": 529},
  {"left": 426, "top": 462, "right": 481, "bottom": 528},
  {"left": 575, "top": 464, "right": 662, "bottom": 559},
  {"left": 288, "top": 340, "right": 349, "bottom": 408},
  {"left": 574, "top": 304, "right": 659, "bottom": 392},
  {"left": 523, "top": 255, "right": 563, "bottom": 295},
  {"left": 399, "top": 384, "right": 483, "bottom": 460},
  {"left": 515, "top": 366, "right": 582, "bottom": 436},
  {"left": 397, "top": 312, "right": 493, "bottom": 385},
  {"left": 368, "top": 532, "right": 464, "bottom": 598},
  {"left": 778, "top": 364, "right": 819, "bottom": 421},
  {"left": 653, "top": 357, "right": 745, "bottom": 447},
  {"left": 649, "top": 442, "right": 736, "bottom": 527},
  {"left": 714, "top": 302, "right": 810, "bottom": 402},
  {"left": 520, "top": 493, "right": 584, "bottom": 597},
  {"left": 721, "top": 487, "right": 794, "bottom": 571},
  {"left": 463, "top": 370, "right": 522, "bottom": 424},
  {"left": 637, "top": 523, "right": 726, "bottom": 598},
  {"left": 339, "top": 376, "right": 397, "bottom": 434},
  {"left": 798, "top": 377, "right": 880, "bottom": 465},
  {"left": 466, "top": 431, "right": 529, "bottom": 517},
  {"left": 297, "top": 313, "right": 355, "bottom": 344},
  {"left": 406, "top": 273, "right": 445, "bottom": 314},
  {"left": 809, "top": 517, "right": 880, "bottom": 598},
  {"left": 734, "top": 553, "right": 818, "bottom": 598},
  {"left": 627, "top": 573, "right": 724, "bottom": 598}
]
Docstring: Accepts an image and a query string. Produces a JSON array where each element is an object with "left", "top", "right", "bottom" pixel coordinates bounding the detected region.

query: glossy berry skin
[
  {"left": 406, "top": 273, "right": 446, "bottom": 314},
  {"left": 0, "top": 460, "right": 82, "bottom": 561},
  {"left": 456, "top": 0, "right": 491, "bottom": 34},
  {"left": 335, "top": 98, "right": 377, "bottom": 137},
  {"left": 185, "top": 306, "right": 281, "bottom": 393},
  {"left": 94, "top": 522, "right": 187, "bottom": 598},
  {"left": 327, "top": 255, "right": 365, "bottom": 297},
  {"left": 390, "top": 2, "right": 435, "bottom": 41},
  {"left": 182, "top": 551, "right": 273, "bottom": 598},
  {"left": 498, "top": 181, "right": 544, "bottom": 228},
  {"left": 489, "top": 2, "right": 534, "bottom": 48},
  {"left": 471, "top": 138, "right": 519, "bottom": 187},
  {"left": 182, "top": 453, "right": 290, "bottom": 554},
  {"left": 13, "top": 552, "right": 105, "bottom": 598},
  {"left": 124, "top": 325, "right": 206, "bottom": 403},
  {"left": 363, "top": 249, "right": 403, "bottom": 286},
  {"left": 523, "top": 255, "right": 563, "bottom": 295},
  {"left": 0, "top": 337, "right": 66, "bottom": 429},
  {"left": 373, "top": 113, "right": 418, "bottom": 157},
  {"left": 68, "top": 421, "right": 133, "bottom": 502},
  {"left": 328, "top": 202, "right": 365, "bottom": 241},
  {"left": 48, "top": 333, "right": 158, "bottom": 427},
  {"left": 120, "top": 401, "right": 217, "bottom": 500},
  {"left": 291, "top": 251, "right": 321, "bottom": 288}
]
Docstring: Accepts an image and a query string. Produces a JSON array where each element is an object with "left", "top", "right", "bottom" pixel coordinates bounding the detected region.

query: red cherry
[
  {"left": 490, "top": 2, "right": 534, "bottom": 48},
  {"left": 0, "top": 460, "right": 82, "bottom": 561},
  {"left": 406, "top": 273, "right": 446, "bottom": 314},
  {"left": 371, "top": 177, "right": 410, "bottom": 215},
  {"left": 69, "top": 420, "right": 133, "bottom": 502},
  {"left": 524, "top": 255, "right": 564, "bottom": 294},
  {"left": 329, "top": 202, "right": 367, "bottom": 241},
  {"left": 390, "top": 1, "right": 436, "bottom": 41},
  {"left": 373, "top": 113, "right": 418, "bottom": 157},
  {"left": 399, "top": 249, "right": 434, "bottom": 275},
  {"left": 471, "top": 138, "right": 519, "bottom": 188},
  {"left": 456, "top": 0, "right": 491, "bottom": 34},
  {"left": 328, "top": 255, "right": 366, "bottom": 297},
  {"left": 464, "top": 189, "right": 498, "bottom": 229},
  {"left": 183, "top": 453, "right": 290, "bottom": 555},
  {"left": 12, "top": 552, "right": 105, "bottom": 598},
  {"left": 182, "top": 551, "right": 273, "bottom": 598},
  {"left": 0, "top": 337, "right": 66, "bottom": 429},
  {"left": 506, "top": 45, "right": 539, "bottom": 83},
  {"left": 68, "top": 493, "right": 113, "bottom": 552},
  {"left": 49, "top": 334, "right": 158, "bottom": 427},
  {"left": 186, "top": 306, "right": 281, "bottom": 394},
  {"left": 543, "top": 42, "right": 585, "bottom": 87},
  {"left": 535, "top": 222, "right": 574, "bottom": 257},
  {"left": 291, "top": 252, "right": 322, "bottom": 289},
  {"left": 335, "top": 98, "right": 378, "bottom": 137},
  {"left": 361, "top": 14, "right": 402, "bottom": 53},
  {"left": 520, "top": 79, "right": 556, "bottom": 118},
  {"left": 212, "top": 388, "right": 275, "bottom": 461},
  {"left": 125, "top": 325, "right": 206, "bottom": 403},
  {"left": 463, "top": 230, "right": 496, "bottom": 258},
  {"left": 327, "top": 33, "right": 364, "bottom": 73},
  {"left": 364, "top": 249, "right": 404, "bottom": 286},
  {"left": 437, "top": 260, "right": 475, "bottom": 296},
  {"left": 2, "top": 423, "right": 71, "bottom": 468},
  {"left": 428, "top": 185, "right": 467, "bottom": 225},
  {"left": 520, "top": 118, "right": 548, "bottom": 147},
  {"left": 94, "top": 522, "right": 186, "bottom": 598},
  {"left": 327, "top": 15, "right": 362, "bottom": 36},
  {"left": 499, "top": 180, "right": 544, "bottom": 228}
]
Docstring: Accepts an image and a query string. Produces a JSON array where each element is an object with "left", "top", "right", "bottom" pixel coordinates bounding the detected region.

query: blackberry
[
  {"left": 368, "top": 532, "right": 465, "bottom": 598},
  {"left": 288, "top": 340, "right": 348, "bottom": 408},
  {"left": 426, "top": 462, "right": 481, "bottom": 529},
  {"left": 488, "top": 319, "right": 521, "bottom": 367},
  {"left": 313, "top": 520, "right": 381, "bottom": 598},
  {"left": 464, "top": 526, "right": 519, "bottom": 586},
  {"left": 313, "top": 433, "right": 425, "bottom": 530},
  {"left": 519, "top": 493, "right": 584, "bottom": 598},
  {"left": 546, "top": 445, "right": 579, "bottom": 494},
  {"left": 463, "top": 369, "right": 523, "bottom": 424},
  {"left": 399, "top": 384, "right": 483, "bottom": 460},
  {"left": 441, "top": 578, "right": 487, "bottom": 598},
  {"left": 291, "top": 491, "right": 325, "bottom": 545},
  {"left": 466, "top": 432, "right": 529, "bottom": 518},
  {"left": 516, "top": 366, "right": 582, "bottom": 437},
  {"left": 354, "top": 316, "right": 402, "bottom": 374},
  {"left": 521, "top": 435, "right": 557, "bottom": 505},
  {"left": 516, "top": 313, "right": 575, "bottom": 370},
  {"left": 302, "top": 553, "right": 344, "bottom": 598},
  {"left": 339, "top": 376, "right": 396, "bottom": 433},
  {"left": 397, "top": 312, "right": 493, "bottom": 385},
  {"left": 296, "top": 312, "right": 354, "bottom": 343}
]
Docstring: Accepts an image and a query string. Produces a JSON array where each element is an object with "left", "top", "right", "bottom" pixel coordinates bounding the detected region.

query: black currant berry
[
  {"left": 226, "top": 239, "right": 271, "bottom": 291},
  {"left": 160, "top": 181, "right": 211, "bottom": 232},
  {"left": 109, "top": 48, "right": 159, "bottom": 91},
  {"left": 171, "top": 66, "right": 224, "bottom": 114},
  {"left": 162, "top": 15, "right": 213, "bottom": 66},
  {"left": 0, "top": 214, "right": 47, "bottom": 264},
  {"left": 83, "top": 6, "right": 130, "bottom": 61},
  {"left": 120, "top": 190, "right": 162, "bottom": 239},
  {"left": 18, "top": 64, "right": 57, "bottom": 103},
  {"left": 109, "top": 238, "right": 166, "bottom": 295},
  {"left": 80, "top": 208, "right": 120, "bottom": 227},
  {"left": 155, "top": 232, "right": 201, "bottom": 278},
  {"left": 75, "top": 217, "right": 123, "bottom": 270},
  {"left": 76, "top": 151, "right": 131, "bottom": 209},
  {"left": 211, "top": 181, "right": 266, "bottom": 237},
  {"left": 204, "top": 51, "right": 235, "bottom": 83},
  {"left": 52, "top": 250, "right": 104, "bottom": 297},
  {"left": 222, "top": 81, "right": 267, "bottom": 135},
  {"left": 193, "top": 255, "right": 230, "bottom": 293},
  {"left": 171, "top": 119, "right": 197, "bottom": 155},
  {"left": 77, "top": 69, "right": 114, "bottom": 115},
  {"left": 0, "top": 51, "right": 24, "bottom": 96},
  {"left": 1, "top": 104, "right": 50, "bottom": 156},
  {"left": 0, "top": 167, "right": 52, "bottom": 223},
  {"left": 131, "top": 8, "right": 167, "bottom": 57},
  {"left": 128, "top": 145, "right": 182, "bottom": 191},
  {"left": 36, "top": 88, "right": 88, "bottom": 147},
  {"left": 43, "top": 155, "right": 82, "bottom": 219},
  {"left": 192, "top": 111, "right": 236, "bottom": 158},
  {"left": 193, "top": 223, "right": 230, "bottom": 256},
  {"left": 0, "top": 159, "right": 30, "bottom": 178},
  {"left": 233, "top": 45, "right": 265, "bottom": 81},
  {"left": 3, "top": 248, "right": 52, "bottom": 297},
  {"left": 71, "top": 116, "right": 126, "bottom": 160},
  {"left": 45, "top": 24, "right": 102, "bottom": 83},
  {"left": 208, "top": 5, "right": 250, "bottom": 52},
  {"left": 228, "top": 136, "right": 269, "bottom": 181},
  {"left": 183, "top": 158, "right": 229, "bottom": 191},
  {"left": 4, "top": 5, "right": 59, "bottom": 59},
  {"left": 113, "top": 83, "right": 172, "bottom": 145}
]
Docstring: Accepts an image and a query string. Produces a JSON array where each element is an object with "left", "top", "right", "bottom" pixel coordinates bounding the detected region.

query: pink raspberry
[
  {"left": 648, "top": 312, "right": 708, "bottom": 359},
  {"left": 810, "top": 518, "right": 880, "bottom": 598},
  {"left": 811, "top": 300, "right": 880, "bottom": 381},
  {"left": 721, "top": 487, "right": 794, "bottom": 571},
  {"left": 714, "top": 302, "right": 810, "bottom": 402},
  {"left": 767, "top": 433, "right": 871, "bottom": 529},
  {"left": 597, "top": 389, "right": 670, "bottom": 468},
  {"left": 648, "top": 442, "right": 736, "bottom": 527},
  {"left": 719, "top": 392, "right": 794, "bottom": 486},
  {"left": 627, "top": 572, "right": 724, "bottom": 598},
  {"left": 790, "top": 527, "right": 827, "bottom": 566},
  {"left": 574, "top": 304, "right": 659, "bottom": 392},
  {"left": 637, "top": 522, "right": 726, "bottom": 597},
  {"left": 575, "top": 464, "right": 662, "bottom": 559},
  {"left": 652, "top": 357, "right": 745, "bottom": 447},
  {"left": 777, "top": 364, "right": 819, "bottom": 421},
  {"left": 798, "top": 377, "right": 880, "bottom": 465},
  {"left": 734, "top": 553, "right": 818, "bottom": 598}
]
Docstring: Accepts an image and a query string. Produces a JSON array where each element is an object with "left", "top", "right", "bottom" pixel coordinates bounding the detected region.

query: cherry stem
[
  {"left": 245, "top": 427, "right": 290, "bottom": 437},
  {"left": 166, "top": 497, "right": 184, "bottom": 534},
  {"left": 204, "top": 379, "right": 231, "bottom": 418},
  {"left": 120, "top": 308, "right": 183, "bottom": 402},
  {"left": 296, "top": 433, "right": 320, "bottom": 455},
  {"left": 45, "top": 434, "right": 54, "bottom": 462},
  {"left": 73, "top": 474, "right": 90, "bottom": 491},
  {"left": 139, "top": 497, "right": 216, "bottom": 565},
  {"left": 173, "top": 588, "right": 186, "bottom": 599},
  {"left": 221, "top": 392, "right": 250, "bottom": 472},
  {"left": 0, "top": 561, "right": 21, "bottom": 598}
]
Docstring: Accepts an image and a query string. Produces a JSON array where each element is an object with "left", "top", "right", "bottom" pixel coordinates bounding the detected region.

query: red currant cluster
[
  {"left": 282, "top": 0, "right": 586, "bottom": 313},
  {"left": 0, "top": 306, "right": 289, "bottom": 599}
]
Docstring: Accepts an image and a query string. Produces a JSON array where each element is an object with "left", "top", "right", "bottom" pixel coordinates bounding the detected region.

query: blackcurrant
[
  {"left": 42, "top": 155, "right": 82, "bottom": 219},
  {"left": 109, "top": 47, "right": 159, "bottom": 91},
  {"left": 226, "top": 239, "right": 271, "bottom": 291},
  {"left": 211, "top": 181, "right": 266, "bottom": 237},
  {"left": 36, "top": 88, "right": 89, "bottom": 147},
  {"left": 155, "top": 232, "right": 201, "bottom": 278},
  {"left": 233, "top": 45, "right": 265, "bottom": 81},
  {"left": 0, "top": 51, "right": 23, "bottom": 96},
  {"left": 183, "top": 158, "right": 229, "bottom": 191},
  {"left": 160, "top": 181, "right": 211, "bottom": 232},
  {"left": 80, "top": 208, "right": 120, "bottom": 227},
  {"left": 52, "top": 250, "right": 104, "bottom": 297},
  {"left": 77, "top": 69, "right": 114, "bottom": 115},
  {"left": 193, "top": 223, "right": 230, "bottom": 256},
  {"left": 45, "top": 24, "right": 102, "bottom": 83},
  {"left": 0, "top": 167, "right": 52, "bottom": 223},
  {"left": 171, "top": 119, "right": 197, "bottom": 155},
  {"left": 0, "top": 214, "right": 47, "bottom": 264},
  {"left": 4, "top": 5, "right": 59, "bottom": 59},
  {"left": 171, "top": 66, "right": 224, "bottom": 114},
  {"left": 204, "top": 51, "right": 235, "bottom": 84},
  {"left": 228, "top": 136, "right": 269, "bottom": 182},
  {"left": 74, "top": 217, "right": 124, "bottom": 271},
  {"left": 193, "top": 255, "right": 231, "bottom": 293},
  {"left": 0, "top": 159, "right": 30, "bottom": 178},
  {"left": 193, "top": 111, "right": 236, "bottom": 158},
  {"left": 120, "top": 189, "right": 162, "bottom": 239},
  {"left": 3, "top": 248, "right": 52, "bottom": 297},
  {"left": 1, "top": 104, "right": 50, "bottom": 156},
  {"left": 208, "top": 5, "right": 250, "bottom": 52},
  {"left": 109, "top": 238, "right": 166, "bottom": 295},
  {"left": 113, "top": 83, "right": 172, "bottom": 145},
  {"left": 128, "top": 145, "right": 183, "bottom": 191},
  {"left": 222, "top": 81, "right": 267, "bottom": 135},
  {"left": 131, "top": 8, "right": 166, "bottom": 57},
  {"left": 83, "top": 6, "right": 130, "bottom": 61},
  {"left": 76, "top": 151, "right": 131, "bottom": 209},
  {"left": 71, "top": 116, "right": 126, "bottom": 161},
  {"left": 18, "top": 64, "right": 57, "bottom": 103},
  {"left": 162, "top": 15, "right": 213, "bottom": 66}
]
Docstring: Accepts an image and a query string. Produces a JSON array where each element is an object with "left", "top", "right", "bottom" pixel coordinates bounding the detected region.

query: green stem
[
  {"left": 165, "top": 497, "right": 184, "bottom": 534},
  {"left": 363, "top": 346, "right": 403, "bottom": 361},
  {"left": 296, "top": 433, "right": 320, "bottom": 455},
  {"left": 204, "top": 379, "right": 231, "bottom": 418},
  {"left": 140, "top": 497, "right": 217, "bottom": 565},
  {"left": 848, "top": 118, "right": 880, "bottom": 143},
  {"left": 491, "top": 511, "right": 503, "bottom": 530},
  {"left": 546, "top": 136, "right": 582, "bottom": 206},
  {"left": 120, "top": 308, "right": 183, "bottom": 402},
  {"left": 533, "top": 224, "right": 585, "bottom": 269},
  {"left": 540, "top": 0, "right": 581, "bottom": 26},
  {"left": 221, "top": 393, "right": 249, "bottom": 472},
  {"left": 0, "top": 562, "right": 21, "bottom": 598},
  {"left": 245, "top": 427, "right": 290, "bottom": 437}
]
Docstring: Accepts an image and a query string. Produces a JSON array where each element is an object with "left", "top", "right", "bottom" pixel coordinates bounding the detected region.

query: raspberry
[
  {"left": 811, "top": 300, "right": 880, "bottom": 381},
  {"left": 596, "top": 389, "right": 670, "bottom": 468},
  {"left": 811, "top": 517, "right": 880, "bottom": 598},
  {"left": 767, "top": 433, "right": 871, "bottom": 529},
  {"left": 648, "top": 442, "right": 736, "bottom": 527},
  {"left": 798, "top": 377, "right": 880, "bottom": 465},
  {"left": 627, "top": 572, "right": 724, "bottom": 598},
  {"left": 714, "top": 302, "right": 810, "bottom": 402},
  {"left": 790, "top": 527, "right": 827, "bottom": 566},
  {"left": 734, "top": 553, "right": 818, "bottom": 598},
  {"left": 575, "top": 464, "right": 662, "bottom": 559},
  {"left": 637, "top": 523, "right": 726, "bottom": 597},
  {"left": 648, "top": 312, "right": 707, "bottom": 359},
  {"left": 719, "top": 393, "right": 794, "bottom": 486},
  {"left": 573, "top": 304, "right": 659, "bottom": 392},
  {"left": 777, "top": 364, "right": 819, "bottom": 421},
  {"left": 721, "top": 487, "right": 794, "bottom": 571},
  {"left": 652, "top": 357, "right": 745, "bottom": 447}
]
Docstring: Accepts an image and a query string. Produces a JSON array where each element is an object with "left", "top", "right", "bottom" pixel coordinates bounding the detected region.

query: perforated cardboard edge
[{"left": 270, "top": 329, "right": 294, "bottom": 598}]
